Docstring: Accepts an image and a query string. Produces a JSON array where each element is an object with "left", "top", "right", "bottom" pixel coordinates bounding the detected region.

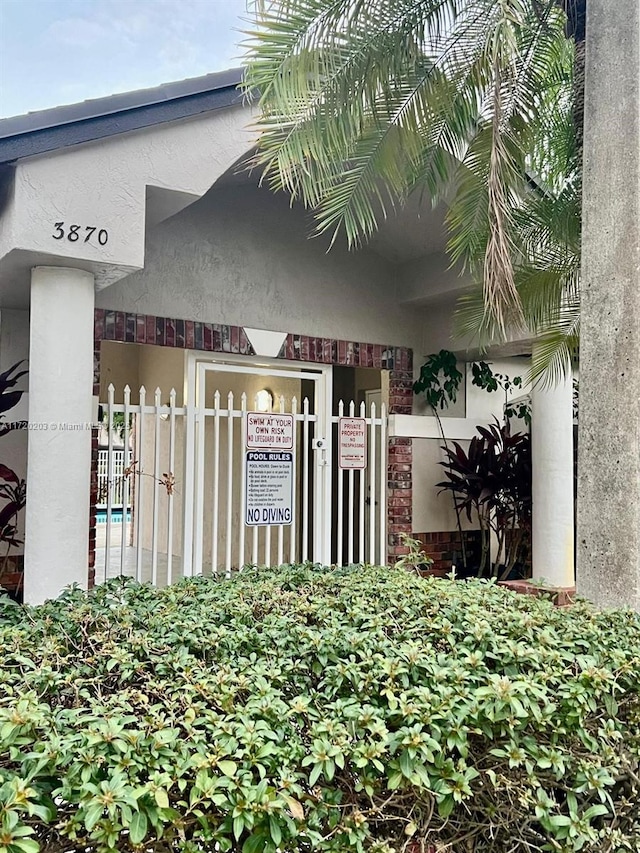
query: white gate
[{"left": 96, "top": 364, "right": 387, "bottom": 585}]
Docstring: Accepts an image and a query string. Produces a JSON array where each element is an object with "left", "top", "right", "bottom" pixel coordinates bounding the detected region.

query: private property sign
[
  {"left": 246, "top": 412, "right": 294, "bottom": 449},
  {"left": 338, "top": 417, "right": 367, "bottom": 469},
  {"left": 245, "top": 451, "right": 294, "bottom": 526}
]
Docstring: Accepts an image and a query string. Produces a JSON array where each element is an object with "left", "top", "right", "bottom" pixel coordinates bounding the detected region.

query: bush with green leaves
[{"left": 1, "top": 566, "right": 639, "bottom": 853}]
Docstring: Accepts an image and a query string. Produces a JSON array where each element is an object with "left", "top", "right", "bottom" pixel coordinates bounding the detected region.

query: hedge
[{"left": 1, "top": 565, "right": 639, "bottom": 853}]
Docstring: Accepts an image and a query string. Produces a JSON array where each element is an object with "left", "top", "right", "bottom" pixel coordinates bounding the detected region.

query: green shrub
[{"left": 1, "top": 566, "right": 639, "bottom": 853}]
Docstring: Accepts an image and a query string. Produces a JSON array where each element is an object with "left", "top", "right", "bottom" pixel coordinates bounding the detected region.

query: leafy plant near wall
[
  {"left": 0, "top": 361, "right": 27, "bottom": 593},
  {"left": 471, "top": 361, "right": 531, "bottom": 425},
  {"left": 413, "top": 350, "right": 463, "bottom": 412},
  {"left": 1, "top": 565, "right": 639, "bottom": 853},
  {"left": 393, "top": 532, "right": 434, "bottom": 574},
  {"left": 413, "top": 350, "right": 468, "bottom": 568},
  {"left": 414, "top": 351, "right": 532, "bottom": 577},
  {"left": 437, "top": 419, "right": 532, "bottom": 579}
]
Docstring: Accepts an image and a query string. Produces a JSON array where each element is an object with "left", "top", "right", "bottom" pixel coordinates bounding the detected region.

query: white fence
[
  {"left": 97, "top": 448, "right": 133, "bottom": 508},
  {"left": 96, "top": 383, "right": 387, "bottom": 586}
]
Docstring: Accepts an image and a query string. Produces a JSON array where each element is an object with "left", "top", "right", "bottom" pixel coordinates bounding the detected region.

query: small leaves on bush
[{"left": 1, "top": 566, "right": 639, "bottom": 852}]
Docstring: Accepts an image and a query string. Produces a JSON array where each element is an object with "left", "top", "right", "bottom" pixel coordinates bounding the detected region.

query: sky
[{"left": 0, "top": 0, "right": 250, "bottom": 118}]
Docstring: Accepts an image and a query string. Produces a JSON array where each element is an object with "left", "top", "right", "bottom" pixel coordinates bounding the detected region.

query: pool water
[{"left": 96, "top": 510, "right": 132, "bottom": 524}]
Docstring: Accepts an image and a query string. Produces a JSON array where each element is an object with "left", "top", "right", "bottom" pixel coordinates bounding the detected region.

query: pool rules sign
[
  {"left": 245, "top": 412, "right": 294, "bottom": 526},
  {"left": 339, "top": 417, "right": 367, "bottom": 469}
]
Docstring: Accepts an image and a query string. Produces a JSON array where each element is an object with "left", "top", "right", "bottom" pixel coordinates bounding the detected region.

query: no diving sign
[
  {"left": 338, "top": 417, "right": 367, "bottom": 469},
  {"left": 245, "top": 451, "right": 293, "bottom": 526}
]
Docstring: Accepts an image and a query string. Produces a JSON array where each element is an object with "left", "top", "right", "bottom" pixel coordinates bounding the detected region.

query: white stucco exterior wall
[
  {"left": 97, "top": 184, "right": 424, "bottom": 353},
  {"left": 23, "top": 267, "right": 95, "bottom": 603},
  {"left": 531, "top": 374, "right": 575, "bottom": 586},
  {"left": 0, "top": 106, "right": 255, "bottom": 285}
]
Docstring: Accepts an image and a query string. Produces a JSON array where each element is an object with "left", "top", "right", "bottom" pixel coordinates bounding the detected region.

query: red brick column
[{"left": 387, "top": 358, "right": 414, "bottom": 565}]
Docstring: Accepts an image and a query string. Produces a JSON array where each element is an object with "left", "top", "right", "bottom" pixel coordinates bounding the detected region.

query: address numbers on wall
[{"left": 52, "top": 222, "right": 108, "bottom": 246}]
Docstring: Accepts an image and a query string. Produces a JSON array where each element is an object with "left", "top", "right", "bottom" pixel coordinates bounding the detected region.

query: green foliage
[
  {"left": 243, "top": 0, "right": 580, "bottom": 370},
  {"left": 471, "top": 361, "right": 531, "bottom": 426},
  {"left": 393, "top": 533, "right": 433, "bottom": 573},
  {"left": 1, "top": 566, "right": 639, "bottom": 852},
  {"left": 412, "top": 350, "right": 463, "bottom": 411},
  {"left": 0, "top": 362, "right": 28, "bottom": 588},
  {"left": 414, "top": 352, "right": 530, "bottom": 424}
]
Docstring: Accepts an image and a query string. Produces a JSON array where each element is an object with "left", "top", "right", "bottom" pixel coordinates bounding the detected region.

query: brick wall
[
  {"left": 412, "top": 530, "right": 483, "bottom": 574},
  {"left": 92, "top": 309, "right": 414, "bottom": 584}
]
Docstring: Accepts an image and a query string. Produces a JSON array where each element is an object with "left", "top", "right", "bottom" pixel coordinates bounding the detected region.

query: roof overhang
[{"left": 0, "top": 67, "right": 245, "bottom": 165}]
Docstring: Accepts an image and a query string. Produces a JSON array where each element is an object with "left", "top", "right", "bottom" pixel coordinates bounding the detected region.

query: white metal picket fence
[
  {"left": 96, "top": 381, "right": 387, "bottom": 586},
  {"left": 97, "top": 449, "right": 133, "bottom": 509}
]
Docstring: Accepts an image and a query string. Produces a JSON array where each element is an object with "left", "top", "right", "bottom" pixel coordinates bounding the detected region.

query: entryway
[{"left": 95, "top": 346, "right": 388, "bottom": 585}]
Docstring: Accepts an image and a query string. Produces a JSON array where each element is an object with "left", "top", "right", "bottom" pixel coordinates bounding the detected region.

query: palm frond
[{"left": 243, "top": 0, "right": 579, "bottom": 366}]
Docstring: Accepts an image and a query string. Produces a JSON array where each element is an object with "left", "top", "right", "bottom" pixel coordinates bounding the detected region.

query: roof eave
[{"left": 0, "top": 67, "right": 246, "bottom": 165}]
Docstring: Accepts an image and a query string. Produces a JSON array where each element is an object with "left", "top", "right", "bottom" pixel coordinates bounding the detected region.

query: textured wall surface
[
  {"left": 578, "top": 0, "right": 640, "bottom": 609},
  {"left": 97, "top": 184, "right": 425, "bottom": 354}
]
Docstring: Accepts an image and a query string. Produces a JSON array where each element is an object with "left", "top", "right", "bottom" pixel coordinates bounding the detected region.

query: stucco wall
[
  {"left": 99, "top": 341, "right": 141, "bottom": 405},
  {"left": 97, "top": 183, "right": 424, "bottom": 354},
  {"left": 0, "top": 106, "right": 255, "bottom": 286}
]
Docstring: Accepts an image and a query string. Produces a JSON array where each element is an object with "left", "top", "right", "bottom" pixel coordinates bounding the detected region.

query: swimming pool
[{"left": 96, "top": 510, "right": 132, "bottom": 524}]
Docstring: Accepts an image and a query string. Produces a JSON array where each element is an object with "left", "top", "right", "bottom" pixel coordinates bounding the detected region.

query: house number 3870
[{"left": 52, "top": 222, "right": 109, "bottom": 246}]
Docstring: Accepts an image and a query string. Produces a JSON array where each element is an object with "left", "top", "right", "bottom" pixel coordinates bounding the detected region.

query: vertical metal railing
[
  {"left": 331, "top": 399, "right": 387, "bottom": 567},
  {"left": 97, "top": 385, "right": 388, "bottom": 585}
]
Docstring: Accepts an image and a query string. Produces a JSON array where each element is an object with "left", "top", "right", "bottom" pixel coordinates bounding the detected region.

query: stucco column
[
  {"left": 531, "top": 370, "right": 575, "bottom": 587},
  {"left": 577, "top": 0, "right": 640, "bottom": 610},
  {"left": 23, "top": 267, "right": 95, "bottom": 604}
]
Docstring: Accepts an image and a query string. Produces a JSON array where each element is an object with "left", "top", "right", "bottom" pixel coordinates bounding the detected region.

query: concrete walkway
[{"left": 94, "top": 523, "right": 183, "bottom": 586}]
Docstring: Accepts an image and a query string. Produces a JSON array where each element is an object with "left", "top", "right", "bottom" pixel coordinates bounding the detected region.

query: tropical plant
[
  {"left": 471, "top": 360, "right": 531, "bottom": 425},
  {"left": 413, "top": 350, "right": 469, "bottom": 568},
  {"left": 437, "top": 418, "right": 532, "bottom": 577},
  {"left": 0, "top": 361, "right": 27, "bottom": 437},
  {"left": 1, "top": 565, "right": 639, "bottom": 853},
  {"left": 414, "top": 350, "right": 530, "bottom": 572},
  {"left": 0, "top": 361, "right": 27, "bottom": 593},
  {"left": 244, "top": 0, "right": 583, "bottom": 380}
]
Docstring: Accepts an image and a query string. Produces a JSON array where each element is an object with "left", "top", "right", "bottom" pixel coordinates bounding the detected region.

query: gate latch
[{"left": 312, "top": 437, "right": 329, "bottom": 466}]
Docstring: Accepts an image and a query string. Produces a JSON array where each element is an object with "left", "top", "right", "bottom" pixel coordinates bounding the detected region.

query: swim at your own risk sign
[
  {"left": 244, "top": 411, "right": 295, "bottom": 526},
  {"left": 246, "top": 412, "right": 294, "bottom": 449}
]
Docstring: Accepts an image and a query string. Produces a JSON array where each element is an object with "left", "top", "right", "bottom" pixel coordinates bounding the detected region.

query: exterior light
[{"left": 255, "top": 389, "right": 273, "bottom": 412}]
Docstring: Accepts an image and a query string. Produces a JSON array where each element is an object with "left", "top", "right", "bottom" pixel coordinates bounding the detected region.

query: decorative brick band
[
  {"left": 93, "top": 309, "right": 412, "bottom": 394},
  {"left": 91, "top": 309, "right": 414, "bottom": 580}
]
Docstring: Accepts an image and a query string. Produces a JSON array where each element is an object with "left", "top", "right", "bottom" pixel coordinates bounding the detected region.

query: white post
[
  {"left": 23, "top": 267, "right": 95, "bottom": 604},
  {"left": 531, "top": 370, "right": 575, "bottom": 587}
]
